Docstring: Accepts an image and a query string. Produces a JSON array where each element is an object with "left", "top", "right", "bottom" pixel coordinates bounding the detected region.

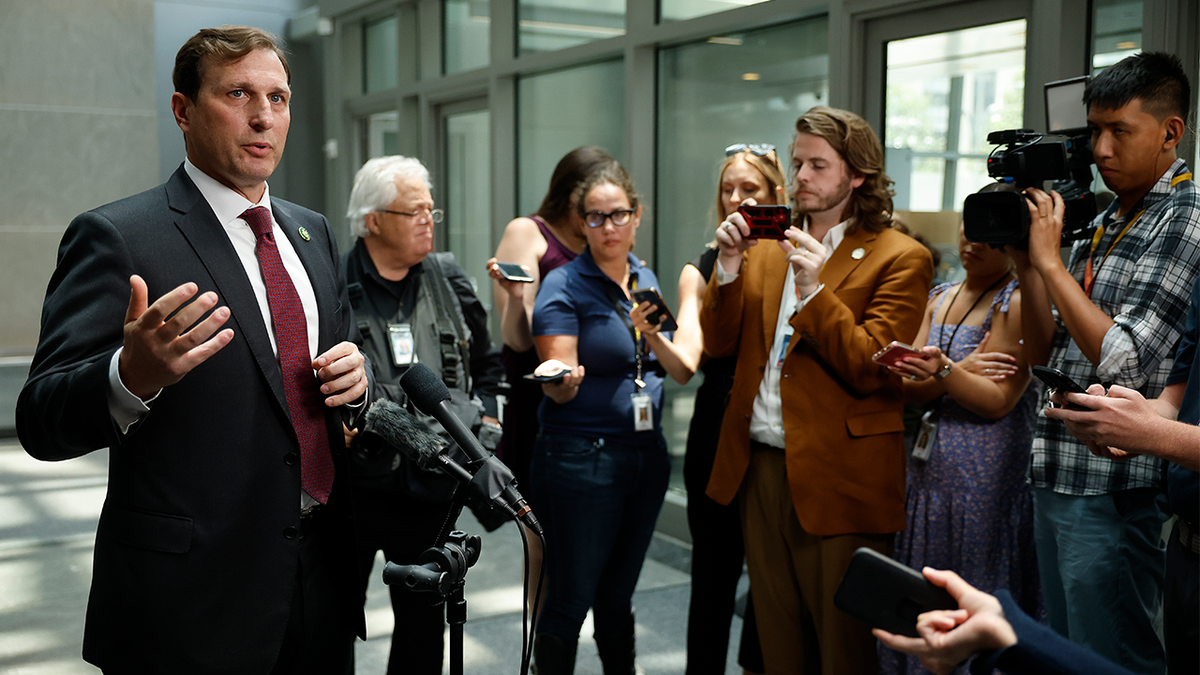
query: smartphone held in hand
[
  {"left": 496, "top": 262, "right": 535, "bottom": 283},
  {"left": 871, "top": 341, "right": 925, "bottom": 367},
  {"left": 631, "top": 287, "right": 679, "bottom": 332},
  {"left": 737, "top": 204, "right": 792, "bottom": 240}
]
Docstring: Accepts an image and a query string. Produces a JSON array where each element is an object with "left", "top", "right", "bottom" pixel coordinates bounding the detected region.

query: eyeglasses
[
  {"left": 725, "top": 143, "right": 776, "bottom": 157},
  {"left": 378, "top": 207, "right": 445, "bottom": 224},
  {"left": 583, "top": 209, "right": 636, "bottom": 228}
]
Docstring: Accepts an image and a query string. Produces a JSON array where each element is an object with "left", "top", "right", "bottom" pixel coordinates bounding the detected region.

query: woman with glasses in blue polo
[{"left": 528, "top": 159, "right": 692, "bottom": 675}]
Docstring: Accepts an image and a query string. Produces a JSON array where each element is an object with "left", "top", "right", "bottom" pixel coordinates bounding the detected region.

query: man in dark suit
[
  {"left": 16, "top": 26, "right": 369, "bottom": 674},
  {"left": 701, "top": 106, "right": 931, "bottom": 673}
]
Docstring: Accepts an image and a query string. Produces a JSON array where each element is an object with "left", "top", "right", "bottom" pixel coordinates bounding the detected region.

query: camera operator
[{"left": 1014, "top": 51, "right": 1199, "bottom": 675}]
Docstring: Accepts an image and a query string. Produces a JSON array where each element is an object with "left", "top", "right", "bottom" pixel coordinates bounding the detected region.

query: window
[
  {"left": 361, "top": 111, "right": 400, "bottom": 161},
  {"left": 659, "top": 0, "right": 771, "bottom": 23},
  {"left": 1092, "top": 0, "right": 1142, "bottom": 72},
  {"left": 658, "top": 18, "right": 829, "bottom": 311},
  {"left": 364, "top": 15, "right": 400, "bottom": 93},
  {"left": 884, "top": 19, "right": 1026, "bottom": 212},
  {"left": 518, "top": 0, "right": 625, "bottom": 55},
  {"left": 517, "top": 60, "right": 625, "bottom": 214},
  {"left": 445, "top": 0, "right": 490, "bottom": 74}
]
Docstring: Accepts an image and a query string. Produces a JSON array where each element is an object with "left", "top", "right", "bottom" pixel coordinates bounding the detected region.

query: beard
[{"left": 793, "top": 172, "right": 856, "bottom": 218}]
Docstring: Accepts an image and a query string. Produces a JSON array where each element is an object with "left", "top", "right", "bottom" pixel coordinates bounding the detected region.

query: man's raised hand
[{"left": 118, "top": 275, "right": 234, "bottom": 400}]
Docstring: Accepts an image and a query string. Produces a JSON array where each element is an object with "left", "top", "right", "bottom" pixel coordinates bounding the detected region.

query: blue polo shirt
[
  {"left": 1166, "top": 275, "right": 1199, "bottom": 526},
  {"left": 533, "top": 247, "right": 668, "bottom": 440}
]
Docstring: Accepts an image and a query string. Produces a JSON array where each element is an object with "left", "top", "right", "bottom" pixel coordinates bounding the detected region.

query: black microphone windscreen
[
  {"left": 399, "top": 363, "right": 452, "bottom": 415},
  {"left": 362, "top": 398, "right": 445, "bottom": 470}
]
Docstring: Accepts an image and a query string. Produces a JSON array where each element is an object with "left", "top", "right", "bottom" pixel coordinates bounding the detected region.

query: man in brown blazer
[{"left": 701, "top": 107, "right": 932, "bottom": 674}]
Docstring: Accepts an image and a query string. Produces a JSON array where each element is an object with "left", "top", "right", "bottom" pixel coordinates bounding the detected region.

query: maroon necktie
[{"left": 242, "top": 206, "right": 335, "bottom": 504}]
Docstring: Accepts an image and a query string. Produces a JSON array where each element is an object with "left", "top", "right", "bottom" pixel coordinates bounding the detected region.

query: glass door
[
  {"left": 862, "top": 0, "right": 1030, "bottom": 282},
  {"left": 440, "top": 100, "right": 492, "bottom": 300}
]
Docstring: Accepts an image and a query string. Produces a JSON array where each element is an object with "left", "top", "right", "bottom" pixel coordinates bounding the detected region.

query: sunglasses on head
[{"left": 725, "top": 143, "right": 776, "bottom": 157}]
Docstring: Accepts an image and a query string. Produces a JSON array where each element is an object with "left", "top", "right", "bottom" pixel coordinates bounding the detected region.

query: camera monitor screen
[{"left": 1045, "top": 76, "right": 1090, "bottom": 134}]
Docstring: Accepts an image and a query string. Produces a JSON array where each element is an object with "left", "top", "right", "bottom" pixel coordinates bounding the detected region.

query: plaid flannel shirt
[{"left": 1032, "top": 159, "right": 1200, "bottom": 495}]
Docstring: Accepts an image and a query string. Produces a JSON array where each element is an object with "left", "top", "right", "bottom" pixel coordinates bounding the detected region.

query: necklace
[{"left": 939, "top": 274, "right": 1011, "bottom": 355}]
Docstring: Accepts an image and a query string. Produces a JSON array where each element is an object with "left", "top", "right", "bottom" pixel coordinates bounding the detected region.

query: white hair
[{"left": 346, "top": 156, "right": 433, "bottom": 238}]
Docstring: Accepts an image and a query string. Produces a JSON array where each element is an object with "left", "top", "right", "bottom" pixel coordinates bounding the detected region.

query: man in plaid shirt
[{"left": 1015, "top": 52, "right": 1197, "bottom": 675}]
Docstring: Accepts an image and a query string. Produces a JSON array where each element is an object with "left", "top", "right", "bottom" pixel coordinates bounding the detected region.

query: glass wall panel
[
  {"left": 517, "top": 60, "right": 625, "bottom": 215},
  {"left": 362, "top": 111, "right": 400, "bottom": 160},
  {"left": 444, "top": 109, "right": 492, "bottom": 295},
  {"left": 518, "top": 0, "right": 625, "bottom": 55},
  {"left": 364, "top": 15, "right": 400, "bottom": 93},
  {"left": 884, "top": 19, "right": 1025, "bottom": 214},
  {"left": 660, "top": 0, "right": 771, "bottom": 23},
  {"left": 657, "top": 18, "right": 829, "bottom": 495},
  {"left": 445, "top": 0, "right": 490, "bottom": 74},
  {"left": 1092, "top": 0, "right": 1142, "bottom": 72}
]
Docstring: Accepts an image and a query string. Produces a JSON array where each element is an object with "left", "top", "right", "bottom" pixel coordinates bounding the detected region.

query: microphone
[
  {"left": 360, "top": 398, "right": 474, "bottom": 485},
  {"left": 363, "top": 397, "right": 542, "bottom": 536},
  {"left": 400, "top": 364, "right": 543, "bottom": 536}
]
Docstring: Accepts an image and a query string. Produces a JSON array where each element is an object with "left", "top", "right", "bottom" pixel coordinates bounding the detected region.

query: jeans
[
  {"left": 1033, "top": 486, "right": 1168, "bottom": 675},
  {"left": 530, "top": 433, "right": 670, "bottom": 642}
]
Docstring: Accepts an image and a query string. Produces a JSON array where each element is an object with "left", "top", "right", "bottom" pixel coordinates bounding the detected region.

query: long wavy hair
[{"left": 794, "top": 106, "right": 896, "bottom": 233}]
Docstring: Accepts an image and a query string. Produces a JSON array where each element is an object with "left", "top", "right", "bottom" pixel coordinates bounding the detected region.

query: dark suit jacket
[
  {"left": 700, "top": 226, "right": 931, "bottom": 536},
  {"left": 16, "top": 166, "right": 366, "bottom": 673}
]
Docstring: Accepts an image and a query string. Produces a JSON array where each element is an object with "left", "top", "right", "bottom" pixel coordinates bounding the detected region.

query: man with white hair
[{"left": 341, "top": 155, "right": 504, "bottom": 675}]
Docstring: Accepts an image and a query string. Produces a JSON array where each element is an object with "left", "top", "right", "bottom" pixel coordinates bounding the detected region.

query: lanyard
[
  {"left": 1085, "top": 172, "right": 1193, "bottom": 297},
  {"left": 606, "top": 274, "right": 646, "bottom": 390}
]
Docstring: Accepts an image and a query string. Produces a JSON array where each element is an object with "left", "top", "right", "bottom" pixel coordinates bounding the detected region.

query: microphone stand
[{"left": 381, "top": 528, "right": 481, "bottom": 675}]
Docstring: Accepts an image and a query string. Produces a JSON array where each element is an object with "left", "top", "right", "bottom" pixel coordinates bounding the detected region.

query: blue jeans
[
  {"left": 1033, "top": 486, "right": 1168, "bottom": 675},
  {"left": 529, "top": 433, "right": 670, "bottom": 643}
]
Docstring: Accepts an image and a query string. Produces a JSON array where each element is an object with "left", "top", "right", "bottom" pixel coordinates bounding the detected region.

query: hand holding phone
[
  {"left": 872, "top": 341, "right": 925, "bottom": 367},
  {"left": 631, "top": 287, "right": 678, "bottom": 332},
  {"left": 834, "top": 548, "right": 958, "bottom": 638},
  {"left": 495, "top": 262, "right": 535, "bottom": 283},
  {"left": 1031, "top": 365, "right": 1092, "bottom": 410},
  {"left": 737, "top": 204, "right": 792, "bottom": 240}
]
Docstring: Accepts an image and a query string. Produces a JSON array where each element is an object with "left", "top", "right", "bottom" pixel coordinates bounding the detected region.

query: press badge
[
  {"left": 911, "top": 408, "right": 938, "bottom": 462},
  {"left": 631, "top": 392, "right": 654, "bottom": 432},
  {"left": 387, "top": 323, "right": 417, "bottom": 366}
]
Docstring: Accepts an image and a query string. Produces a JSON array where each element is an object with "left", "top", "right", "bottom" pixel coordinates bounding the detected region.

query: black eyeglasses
[
  {"left": 378, "top": 207, "right": 445, "bottom": 224},
  {"left": 583, "top": 209, "right": 636, "bottom": 228},
  {"left": 725, "top": 143, "right": 776, "bottom": 157}
]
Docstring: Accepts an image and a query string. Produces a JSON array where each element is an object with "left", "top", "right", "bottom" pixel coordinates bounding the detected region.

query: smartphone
[
  {"left": 496, "top": 262, "right": 535, "bottom": 283},
  {"left": 631, "top": 287, "right": 679, "bottom": 332},
  {"left": 871, "top": 340, "right": 925, "bottom": 367},
  {"left": 1031, "top": 365, "right": 1090, "bottom": 410},
  {"left": 833, "top": 548, "right": 957, "bottom": 638},
  {"left": 523, "top": 369, "right": 569, "bottom": 384},
  {"left": 737, "top": 204, "right": 792, "bottom": 240}
]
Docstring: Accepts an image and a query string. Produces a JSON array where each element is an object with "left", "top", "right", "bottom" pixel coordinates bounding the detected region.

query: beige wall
[{"left": 0, "top": 0, "right": 159, "bottom": 355}]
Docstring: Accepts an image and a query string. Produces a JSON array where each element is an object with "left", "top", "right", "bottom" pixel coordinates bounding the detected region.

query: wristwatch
[{"left": 933, "top": 359, "right": 953, "bottom": 379}]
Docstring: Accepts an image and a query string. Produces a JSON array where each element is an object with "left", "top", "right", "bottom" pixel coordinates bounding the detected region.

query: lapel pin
[
  {"left": 298, "top": 227, "right": 311, "bottom": 241},
  {"left": 851, "top": 247, "right": 865, "bottom": 260}
]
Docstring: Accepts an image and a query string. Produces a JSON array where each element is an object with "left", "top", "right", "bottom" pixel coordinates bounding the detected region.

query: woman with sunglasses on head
[
  {"left": 643, "top": 144, "right": 785, "bottom": 675},
  {"left": 529, "top": 160, "right": 692, "bottom": 674}
]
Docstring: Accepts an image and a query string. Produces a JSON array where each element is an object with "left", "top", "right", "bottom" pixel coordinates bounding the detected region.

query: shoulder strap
[{"left": 421, "top": 253, "right": 473, "bottom": 392}]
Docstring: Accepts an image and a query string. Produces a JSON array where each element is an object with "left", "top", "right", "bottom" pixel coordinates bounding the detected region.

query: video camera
[{"left": 963, "top": 77, "right": 1098, "bottom": 247}]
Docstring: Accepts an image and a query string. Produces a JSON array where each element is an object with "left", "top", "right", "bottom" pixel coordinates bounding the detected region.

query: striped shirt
[{"left": 1031, "top": 159, "right": 1200, "bottom": 495}]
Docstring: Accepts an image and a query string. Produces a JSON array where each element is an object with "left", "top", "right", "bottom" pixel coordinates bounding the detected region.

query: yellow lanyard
[{"left": 1084, "top": 172, "right": 1192, "bottom": 297}]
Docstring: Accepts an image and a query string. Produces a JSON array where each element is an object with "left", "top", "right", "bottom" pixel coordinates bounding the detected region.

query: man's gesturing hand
[
  {"left": 314, "top": 342, "right": 367, "bottom": 407},
  {"left": 119, "top": 275, "right": 234, "bottom": 400}
]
